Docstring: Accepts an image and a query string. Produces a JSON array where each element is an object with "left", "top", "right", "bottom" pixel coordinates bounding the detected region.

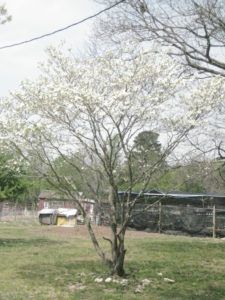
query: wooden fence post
[
  {"left": 158, "top": 201, "right": 162, "bottom": 233},
  {"left": 213, "top": 205, "right": 216, "bottom": 238}
]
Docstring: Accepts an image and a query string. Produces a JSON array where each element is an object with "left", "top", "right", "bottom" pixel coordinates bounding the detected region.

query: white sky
[{"left": 0, "top": 0, "right": 101, "bottom": 97}]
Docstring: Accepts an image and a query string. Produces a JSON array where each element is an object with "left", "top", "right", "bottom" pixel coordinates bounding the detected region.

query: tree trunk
[
  {"left": 86, "top": 217, "right": 112, "bottom": 268},
  {"left": 86, "top": 216, "right": 127, "bottom": 276},
  {"left": 110, "top": 224, "right": 126, "bottom": 276},
  {"left": 108, "top": 186, "right": 127, "bottom": 276},
  {"left": 111, "top": 246, "right": 126, "bottom": 276},
  {"left": 86, "top": 186, "right": 127, "bottom": 277}
]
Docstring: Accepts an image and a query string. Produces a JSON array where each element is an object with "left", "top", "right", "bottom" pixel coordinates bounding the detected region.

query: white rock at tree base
[
  {"left": 94, "top": 278, "right": 103, "bottom": 283},
  {"left": 120, "top": 279, "right": 128, "bottom": 286},
  {"left": 141, "top": 279, "right": 151, "bottom": 286},
  {"left": 112, "top": 279, "right": 120, "bottom": 283},
  {"left": 163, "top": 278, "right": 175, "bottom": 283}
]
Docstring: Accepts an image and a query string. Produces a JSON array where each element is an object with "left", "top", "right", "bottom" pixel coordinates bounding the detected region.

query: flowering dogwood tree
[{"left": 2, "top": 44, "right": 225, "bottom": 276}]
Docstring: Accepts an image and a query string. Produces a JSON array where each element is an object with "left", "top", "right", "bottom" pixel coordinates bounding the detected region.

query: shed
[
  {"left": 38, "top": 208, "right": 78, "bottom": 226},
  {"left": 56, "top": 208, "right": 78, "bottom": 226},
  {"left": 38, "top": 208, "right": 56, "bottom": 225},
  {"left": 37, "top": 190, "right": 95, "bottom": 221}
]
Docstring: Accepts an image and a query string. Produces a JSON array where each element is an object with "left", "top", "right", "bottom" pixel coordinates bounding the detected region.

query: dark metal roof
[{"left": 118, "top": 190, "right": 225, "bottom": 199}]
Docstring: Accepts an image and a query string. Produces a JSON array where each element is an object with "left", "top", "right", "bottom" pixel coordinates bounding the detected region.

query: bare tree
[
  {"left": 95, "top": 0, "right": 225, "bottom": 77},
  {"left": 0, "top": 4, "right": 11, "bottom": 25}
]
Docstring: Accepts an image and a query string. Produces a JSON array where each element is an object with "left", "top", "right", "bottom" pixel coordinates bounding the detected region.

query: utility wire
[{"left": 0, "top": 0, "right": 125, "bottom": 50}]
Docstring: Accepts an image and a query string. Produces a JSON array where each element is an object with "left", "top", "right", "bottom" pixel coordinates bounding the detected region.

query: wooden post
[
  {"left": 158, "top": 201, "right": 162, "bottom": 234},
  {"left": 213, "top": 205, "right": 216, "bottom": 239}
]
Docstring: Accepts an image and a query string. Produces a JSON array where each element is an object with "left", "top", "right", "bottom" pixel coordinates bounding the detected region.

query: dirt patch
[{"left": 31, "top": 224, "right": 160, "bottom": 240}]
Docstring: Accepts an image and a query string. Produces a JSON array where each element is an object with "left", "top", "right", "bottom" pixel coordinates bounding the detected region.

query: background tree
[
  {"left": 95, "top": 0, "right": 225, "bottom": 77},
  {"left": 119, "top": 130, "right": 168, "bottom": 190},
  {"left": 50, "top": 151, "right": 108, "bottom": 200},
  {"left": 0, "top": 153, "right": 29, "bottom": 202},
  {"left": 157, "top": 163, "right": 207, "bottom": 193},
  {"left": 2, "top": 44, "right": 224, "bottom": 276},
  {"left": 133, "top": 131, "right": 163, "bottom": 163}
]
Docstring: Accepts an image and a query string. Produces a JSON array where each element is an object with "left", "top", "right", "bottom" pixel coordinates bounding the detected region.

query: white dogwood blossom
[
  {"left": 2, "top": 44, "right": 225, "bottom": 161},
  {"left": 1, "top": 45, "right": 185, "bottom": 153}
]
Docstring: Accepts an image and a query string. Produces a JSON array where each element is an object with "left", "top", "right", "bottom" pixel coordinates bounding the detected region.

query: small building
[
  {"left": 38, "top": 208, "right": 78, "bottom": 226},
  {"left": 38, "top": 190, "right": 75, "bottom": 210},
  {"left": 38, "top": 190, "right": 95, "bottom": 223},
  {"left": 38, "top": 208, "right": 56, "bottom": 225},
  {"left": 56, "top": 208, "right": 78, "bottom": 226}
]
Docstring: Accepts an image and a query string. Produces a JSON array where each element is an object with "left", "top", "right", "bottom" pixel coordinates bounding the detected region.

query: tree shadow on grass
[{"left": 0, "top": 238, "right": 60, "bottom": 248}]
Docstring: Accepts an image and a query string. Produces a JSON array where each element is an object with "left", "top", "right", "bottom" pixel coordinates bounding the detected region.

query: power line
[{"left": 0, "top": 0, "right": 125, "bottom": 50}]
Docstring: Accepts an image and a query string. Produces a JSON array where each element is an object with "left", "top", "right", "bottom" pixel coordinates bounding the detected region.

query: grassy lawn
[{"left": 1, "top": 221, "right": 225, "bottom": 299}]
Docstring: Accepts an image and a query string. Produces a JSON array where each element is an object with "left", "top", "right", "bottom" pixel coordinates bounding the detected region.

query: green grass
[{"left": 1, "top": 222, "right": 225, "bottom": 299}]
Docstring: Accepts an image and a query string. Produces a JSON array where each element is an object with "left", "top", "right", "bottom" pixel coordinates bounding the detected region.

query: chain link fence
[
  {"left": 0, "top": 202, "right": 38, "bottom": 222},
  {"left": 2, "top": 200, "right": 225, "bottom": 237}
]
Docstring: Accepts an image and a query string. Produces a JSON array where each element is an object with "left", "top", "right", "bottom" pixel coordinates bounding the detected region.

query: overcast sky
[{"left": 0, "top": 0, "right": 102, "bottom": 97}]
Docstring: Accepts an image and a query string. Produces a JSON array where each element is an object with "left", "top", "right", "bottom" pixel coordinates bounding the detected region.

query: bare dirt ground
[
  {"left": 32, "top": 224, "right": 160, "bottom": 240},
  {"left": 31, "top": 224, "right": 218, "bottom": 242}
]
